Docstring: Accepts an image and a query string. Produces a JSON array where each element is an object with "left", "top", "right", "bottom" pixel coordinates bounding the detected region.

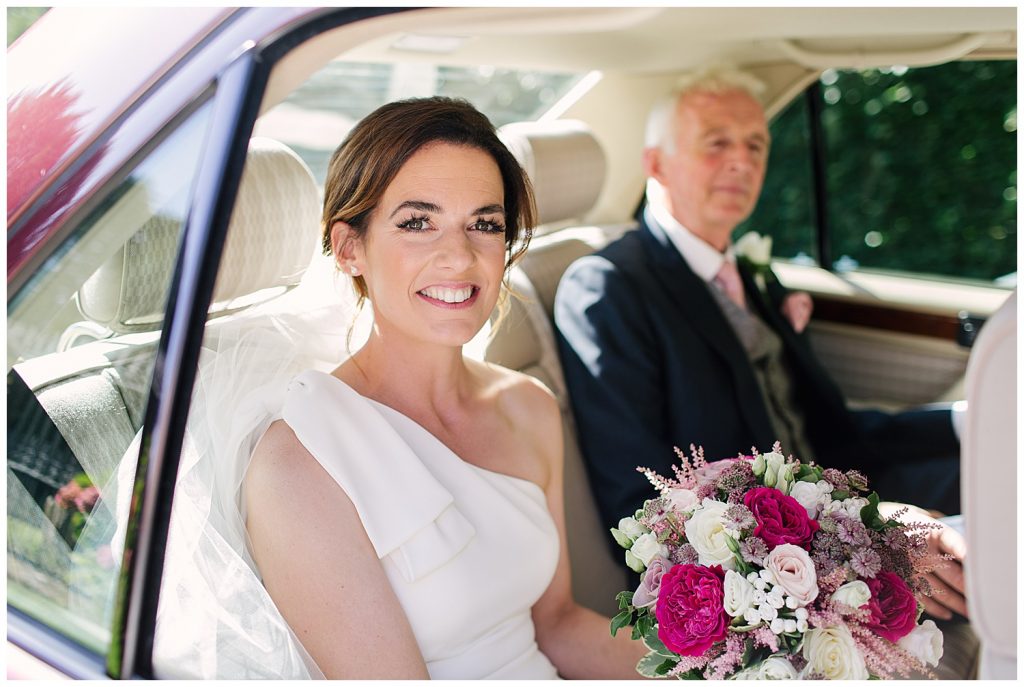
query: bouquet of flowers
[{"left": 609, "top": 444, "right": 946, "bottom": 679}]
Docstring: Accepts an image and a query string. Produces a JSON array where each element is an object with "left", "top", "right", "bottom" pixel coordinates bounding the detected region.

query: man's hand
[
  {"left": 780, "top": 291, "right": 813, "bottom": 333},
  {"left": 880, "top": 502, "right": 968, "bottom": 620},
  {"left": 918, "top": 519, "right": 968, "bottom": 620}
]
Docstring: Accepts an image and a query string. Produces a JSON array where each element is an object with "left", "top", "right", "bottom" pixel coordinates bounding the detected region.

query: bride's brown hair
[{"left": 321, "top": 96, "right": 536, "bottom": 311}]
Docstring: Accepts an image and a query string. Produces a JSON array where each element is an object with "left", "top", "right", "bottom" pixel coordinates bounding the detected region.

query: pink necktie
[{"left": 714, "top": 260, "right": 746, "bottom": 310}]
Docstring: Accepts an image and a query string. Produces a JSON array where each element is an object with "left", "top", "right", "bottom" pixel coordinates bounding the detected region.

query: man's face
[{"left": 651, "top": 89, "right": 770, "bottom": 244}]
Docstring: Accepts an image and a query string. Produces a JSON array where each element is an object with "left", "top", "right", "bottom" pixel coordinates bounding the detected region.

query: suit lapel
[{"left": 638, "top": 214, "right": 775, "bottom": 442}]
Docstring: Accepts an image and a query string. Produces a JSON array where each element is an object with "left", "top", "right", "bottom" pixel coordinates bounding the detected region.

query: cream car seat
[
  {"left": 961, "top": 289, "right": 1017, "bottom": 679},
  {"left": 490, "top": 120, "right": 637, "bottom": 615},
  {"left": 13, "top": 137, "right": 320, "bottom": 494}
]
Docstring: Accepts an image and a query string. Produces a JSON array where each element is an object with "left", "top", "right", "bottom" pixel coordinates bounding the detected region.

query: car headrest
[
  {"left": 76, "top": 137, "right": 320, "bottom": 333},
  {"left": 498, "top": 119, "right": 606, "bottom": 229}
]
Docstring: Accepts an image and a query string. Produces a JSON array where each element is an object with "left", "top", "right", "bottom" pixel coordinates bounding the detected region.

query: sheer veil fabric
[{"left": 88, "top": 256, "right": 366, "bottom": 678}]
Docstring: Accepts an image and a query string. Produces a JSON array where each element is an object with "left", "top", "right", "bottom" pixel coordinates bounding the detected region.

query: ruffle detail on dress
[{"left": 282, "top": 370, "right": 475, "bottom": 582}]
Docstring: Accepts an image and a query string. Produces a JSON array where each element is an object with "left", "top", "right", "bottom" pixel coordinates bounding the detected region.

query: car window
[
  {"left": 254, "top": 60, "right": 584, "bottom": 186},
  {"left": 6, "top": 101, "right": 213, "bottom": 657},
  {"left": 740, "top": 59, "right": 1016, "bottom": 286}
]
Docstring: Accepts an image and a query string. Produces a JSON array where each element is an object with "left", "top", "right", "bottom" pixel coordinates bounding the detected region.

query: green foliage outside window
[
  {"left": 7, "top": 7, "right": 48, "bottom": 47},
  {"left": 740, "top": 60, "right": 1017, "bottom": 285}
]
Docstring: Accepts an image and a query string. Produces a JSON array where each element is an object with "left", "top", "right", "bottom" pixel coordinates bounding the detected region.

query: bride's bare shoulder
[
  {"left": 470, "top": 360, "right": 561, "bottom": 440},
  {"left": 246, "top": 420, "right": 322, "bottom": 499}
]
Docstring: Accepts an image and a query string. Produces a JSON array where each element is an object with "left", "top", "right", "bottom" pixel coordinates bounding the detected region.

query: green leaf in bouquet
[
  {"left": 636, "top": 611, "right": 655, "bottom": 638},
  {"left": 794, "top": 463, "right": 823, "bottom": 482},
  {"left": 611, "top": 527, "right": 633, "bottom": 549},
  {"left": 860, "top": 491, "right": 898, "bottom": 530},
  {"left": 610, "top": 609, "right": 634, "bottom": 637},
  {"left": 616, "top": 590, "right": 635, "bottom": 610},
  {"left": 636, "top": 651, "right": 678, "bottom": 678},
  {"left": 642, "top": 620, "right": 675, "bottom": 658}
]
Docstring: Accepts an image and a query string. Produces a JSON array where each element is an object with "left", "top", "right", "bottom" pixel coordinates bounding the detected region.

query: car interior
[{"left": 7, "top": 5, "right": 1016, "bottom": 679}]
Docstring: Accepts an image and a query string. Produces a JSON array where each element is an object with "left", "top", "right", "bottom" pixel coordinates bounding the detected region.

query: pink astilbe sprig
[
  {"left": 815, "top": 566, "right": 854, "bottom": 599},
  {"left": 703, "top": 632, "right": 747, "bottom": 680},
  {"left": 751, "top": 626, "right": 780, "bottom": 653},
  {"left": 848, "top": 622, "right": 934, "bottom": 679},
  {"left": 665, "top": 652, "right": 713, "bottom": 677},
  {"left": 672, "top": 444, "right": 709, "bottom": 488}
]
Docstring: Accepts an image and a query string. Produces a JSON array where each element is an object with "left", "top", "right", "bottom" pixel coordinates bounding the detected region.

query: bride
[{"left": 242, "top": 96, "right": 646, "bottom": 678}]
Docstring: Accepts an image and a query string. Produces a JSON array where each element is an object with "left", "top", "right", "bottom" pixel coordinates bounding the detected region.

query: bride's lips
[{"left": 416, "top": 283, "right": 481, "bottom": 309}]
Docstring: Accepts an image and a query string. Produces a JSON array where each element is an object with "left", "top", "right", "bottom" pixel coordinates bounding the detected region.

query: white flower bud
[
  {"left": 784, "top": 619, "right": 798, "bottom": 633},
  {"left": 831, "top": 581, "right": 871, "bottom": 609},
  {"left": 629, "top": 532, "right": 667, "bottom": 567},
  {"left": 744, "top": 607, "right": 761, "bottom": 625},
  {"left": 617, "top": 516, "right": 648, "bottom": 540},
  {"left": 794, "top": 607, "right": 808, "bottom": 621},
  {"left": 760, "top": 605, "right": 779, "bottom": 623},
  {"left": 785, "top": 595, "right": 799, "bottom": 609},
  {"left": 770, "top": 618, "right": 785, "bottom": 635},
  {"left": 797, "top": 619, "right": 809, "bottom": 633}
]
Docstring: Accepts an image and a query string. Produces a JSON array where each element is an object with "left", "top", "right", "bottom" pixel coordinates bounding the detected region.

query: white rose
[
  {"left": 764, "top": 544, "right": 818, "bottom": 606},
  {"left": 629, "top": 532, "right": 668, "bottom": 567},
  {"left": 617, "top": 516, "right": 648, "bottom": 540},
  {"left": 684, "top": 498, "right": 736, "bottom": 569},
  {"left": 723, "top": 569, "right": 756, "bottom": 618},
  {"left": 897, "top": 619, "right": 944, "bottom": 668},
  {"left": 732, "top": 656, "right": 798, "bottom": 680},
  {"left": 667, "top": 487, "right": 699, "bottom": 514},
  {"left": 752, "top": 451, "right": 785, "bottom": 486},
  {"left": 756, "top": 657, "right": 799, "bottom": 679},
  {"left": 789, "top": 481, "right": 822, "bottom": 518},
  {"left": 831, "top": 580, "right": 871, "bottom": 609},
  {"left": 844, "top": 497, "right": 868, "bottom": 519},
  {"left": 802, "top": 626, "right": 870, "bottom": 680},
  {"left": 735, "top": 231, "right": 773, "bottom": 266}
]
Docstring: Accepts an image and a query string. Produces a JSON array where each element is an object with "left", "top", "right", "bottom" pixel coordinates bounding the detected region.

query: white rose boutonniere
[{"left": 733, "top": 231, "right": 775, "bottom": 292}]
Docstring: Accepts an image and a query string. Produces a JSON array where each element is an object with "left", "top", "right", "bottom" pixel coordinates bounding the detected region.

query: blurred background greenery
[
  {"left": 739, "top": 61, "right": 1016, "bottom": 285},
  {"left": 7, "top": 6, "right": 48, "bottom": 46}
]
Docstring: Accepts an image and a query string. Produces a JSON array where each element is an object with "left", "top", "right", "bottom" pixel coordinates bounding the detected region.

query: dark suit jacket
[{"left": 553, "top": 212, "right": 956, "bottom": 530}]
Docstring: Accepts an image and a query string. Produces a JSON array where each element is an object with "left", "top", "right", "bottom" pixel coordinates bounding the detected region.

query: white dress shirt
[{"left": 647, "top": 197, "right": 738, "bottom": 282}]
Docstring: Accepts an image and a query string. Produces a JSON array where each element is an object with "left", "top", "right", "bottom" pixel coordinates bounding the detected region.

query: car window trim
[
  {"left": 7, "top": 607, "right": 109, "bottom": 680},
  {"left": 110, "top": 7, "right": 411, "bottom": 679},
  {"left": 804, "top": 80, "right": 833, "bottom": 271}
]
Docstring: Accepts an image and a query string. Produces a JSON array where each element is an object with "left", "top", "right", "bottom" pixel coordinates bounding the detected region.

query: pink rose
[
  {"left": 633, "top": 556, "right": 671, "bottom": 608},
  {"left": 744, "top": 487, "right": 820, "bottom": 549},
  {"left": 865, "top": 572, "right": 918, "bottom": 642},
  {"left": 764, "top": 544, "right": 819, "bottom": 606},
  {"left": 655, "top": 564, "right": 729, "bottom": 657}
]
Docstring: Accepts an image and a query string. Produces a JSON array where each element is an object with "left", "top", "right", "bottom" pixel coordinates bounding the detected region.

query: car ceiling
[{"left": 339, "top": 6, "right": 1016, "bottom": 74}]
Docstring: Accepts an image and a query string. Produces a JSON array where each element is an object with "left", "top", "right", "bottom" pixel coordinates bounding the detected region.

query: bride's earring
[{"left": 348, "top": 265, "right": 360, "bottom": 276}]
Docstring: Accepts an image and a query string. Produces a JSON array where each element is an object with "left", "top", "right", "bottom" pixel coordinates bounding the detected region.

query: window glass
[
  {"left": 737, "top": 93, "right": 817, "bottom": 264},
  {"left": 6, "top": 101, "right": 213, "bottom": 656},
  {"left": 740, "top": 60, "right": 1016, "bottom": 284},
  {"left": 254, "top": 60, "right": 583, "bottom": 185}
]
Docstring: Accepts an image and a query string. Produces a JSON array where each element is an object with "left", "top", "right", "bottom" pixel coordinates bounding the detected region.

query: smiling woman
[{"left": 158, "top": 95, "right": 646, "bottom": 679}]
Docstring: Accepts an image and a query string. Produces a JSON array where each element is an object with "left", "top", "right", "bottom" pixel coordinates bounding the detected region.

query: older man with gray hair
[{"left": 554, "top": 65, "right": 970, "bottom": 643}]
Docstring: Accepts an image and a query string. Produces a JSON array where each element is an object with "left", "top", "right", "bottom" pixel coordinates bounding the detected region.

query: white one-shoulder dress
[{"left": 280, "top": 369, "right": 561, "bottom": 679}]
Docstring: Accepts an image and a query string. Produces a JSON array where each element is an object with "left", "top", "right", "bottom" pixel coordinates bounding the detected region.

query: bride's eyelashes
[
  {"left": 394, "top": 214, "right": 506, "bottom": 234},
  {"left": 470, "top": 217, "right": 505, "bottom": 234},
  {"left": 396, "top": 213, "right": 431, "bottom": 231}
]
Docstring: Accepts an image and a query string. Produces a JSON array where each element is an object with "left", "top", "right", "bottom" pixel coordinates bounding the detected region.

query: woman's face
[{"left": 352, "top": 141, "right": 508, "bottom": 348}]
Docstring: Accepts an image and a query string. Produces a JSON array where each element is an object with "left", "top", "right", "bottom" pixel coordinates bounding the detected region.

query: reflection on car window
[
  {"left": 254, "top": 60, "right": 583, "bottom": 185},
  {"left": 741, "top": 59, "right": 1017, "bottom": 285},
  {"left": 6, "top": 101, "right": 213, "bottom": 657}
]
